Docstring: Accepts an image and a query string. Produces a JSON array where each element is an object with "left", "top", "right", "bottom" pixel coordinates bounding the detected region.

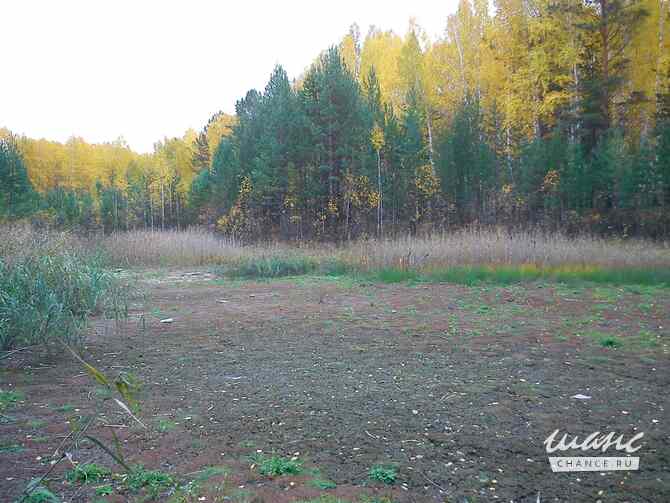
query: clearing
[{"left": 1, "top": 270, "right": 669, "bottom": 502}]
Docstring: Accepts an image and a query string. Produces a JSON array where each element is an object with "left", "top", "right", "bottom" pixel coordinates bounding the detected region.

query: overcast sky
[{"left": 1, "top": 0, "right": 460, "bottom": 153}]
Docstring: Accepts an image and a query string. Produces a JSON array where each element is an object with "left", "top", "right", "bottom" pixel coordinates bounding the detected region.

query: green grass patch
[
  {"left": 600, "top": 336, "right": 623, "bottom": 348},
  {"left": 368, "top": 465, "right": 397, "bottom": 485},
  {"left": 633, "top": 329, "right": 661, "bottom": 348},
  {"left": 95, "top": 484, "right": 113, "bottom": 496},
  {"left": 295, "top": 497, "right": 351, "bottom": 503},
  {"left": 190, "top": 465, "right": 229, "bottom": 482},
  {"left": 0, "top": 441, "right": 24, "bottom": 453},
  {"left": 24, "top": 486, "right": 60, "bottom": 503},
  {"left": 251, "top": 453, "right": 303, "bottom": 477},
  {"left": 585, "top": 331, "right": 624, "bottom": 349},
  {"left": 371, "top": 265, "right": 670, "bottom": 287},
  {"left": 156, "top": 418, "right": 177, "bottom": 433},
  {"left": 66, "top": 463, "right": 111, "bottom": 484},
  {"left": 295, "top": 498, "right": 394, "bottom": 503},
  {"left": 310, "top": 478, "right": 337, "bottom": 489},
  {"left": 221, "top": 256, "right": 348, "bottom": 279},
  {"left": 27, "top": 419, "right": 48, "bottom": 430},
  {"left": 124, "top": 465, "right": 175, "bottom": 496},
  {"left": 54, "top": 404, "right": 75, "bottom": 413},
  {"left": 0, "top": 390, "right": 24, "bottom": 411}
]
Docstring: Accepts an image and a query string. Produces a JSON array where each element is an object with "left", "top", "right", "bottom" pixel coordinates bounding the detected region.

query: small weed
[
  {"left": 23, "top": 486, "right": 60, "bottom": 503},
  {"left": 251, "top": 453, "right": 303, "bottom": 477},
  {"left": 310, "top": 478, "right": 337, "bottom": 489},
  {"left": 27, "top": 419, "right": 47, "bottom": 429},
  {"left": 635, "top": 330, "right": 661, "bottom": 348},
  {"left": 54, "top": 404, "right": 75, "bottom": 413},
  {"left": 295, "top": 497, "right": 350, "bottom": 503},
  {"left": 94, "top": 386, "right": 113, "bottom": 400},
  {"left": 584, "top": 331, "right": 624, "bottom": 349},
  {"left": 167, "top": 480, "right": 201, "bottom": 502},
  {"left": 0, "top": 441, "right": 24, "bottom": 453},
  {"left": 157, "top": 419, "right": 177, "bottom": 433},
  {"left": 599, "top": 335, "right": 623, "bottom": 348},
  {"left": 66, "top": 463, "right": 111, "bottom": 484},
  {"left": 191, "top": 465, "right": 229, "bottom": 482},
  {"left": 368, "top": 465, "right": 397, "bottom": 485},
  {"left": 95, "top": 484, "right": 114, "bottom": 496},
  {"left": 0, "top": 390, "right": 23, "bottom": 410},
  {"left": 125, "top": 465, "right": 175, "bottom": 496}
]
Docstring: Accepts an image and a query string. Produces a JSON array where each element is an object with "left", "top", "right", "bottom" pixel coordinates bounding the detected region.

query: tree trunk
[{"left": 600, "top": 0, "right": 611, "bottom": 130}]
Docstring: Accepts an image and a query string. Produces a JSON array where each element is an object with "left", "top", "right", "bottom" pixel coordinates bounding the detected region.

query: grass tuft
[
  {"left": 23, "top": 486, "right": 60, "bottom": 503},
  {"left": 368, "top": 465, "right": 397, "bottom": 485},
  {"left": 599, "top": 335, "right": 623, "bottom": 348},
  {"left": 124, "top": 465, "right": 175, "bottom": 496},
  {"left": 310, "top": 478, "right": 337, "bottom": 490},
  {"left": 0, "top": 390, "right": 24, "bottom": 411},
  {"left": 251, "top": 453, "right": 303, "bottom": 477},
  {"left": 66, "top": 463, "right": 111, "bottom": 484}
]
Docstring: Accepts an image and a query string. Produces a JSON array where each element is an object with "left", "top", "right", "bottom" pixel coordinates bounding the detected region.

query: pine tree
[
  {"left": 300, "top": 46, "right": 366, "bottom": 236},
  {"left": 571, "top": 0, "right": 649, "bottom": 149},
  {"left": 0, "top": 135, "right": 38, "bottom": 219},
  {"left": 437, "top": 96, "right": 495, "bottom": 222}
]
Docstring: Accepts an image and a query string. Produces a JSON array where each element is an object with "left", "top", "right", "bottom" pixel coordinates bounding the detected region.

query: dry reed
[{"left": 99, "top": 227, "right": 670, "bottom": 271}]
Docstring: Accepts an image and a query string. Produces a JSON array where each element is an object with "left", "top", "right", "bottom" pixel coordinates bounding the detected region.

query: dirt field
[{"left": 2, "top": 270, "right": 669, "bottom": 502}]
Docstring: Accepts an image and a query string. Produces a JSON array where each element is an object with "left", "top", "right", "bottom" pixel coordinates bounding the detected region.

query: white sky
[{"left": 1, "top": 0, "right": 459, "bottom": 153}]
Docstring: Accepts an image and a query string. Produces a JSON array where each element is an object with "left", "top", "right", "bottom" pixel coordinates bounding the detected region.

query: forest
[
  {"left": 2, "top": 0, "right": 670, "bottom": 239},
  {"left": 3, "top": 3, "right": 670, "bottom": 502}
]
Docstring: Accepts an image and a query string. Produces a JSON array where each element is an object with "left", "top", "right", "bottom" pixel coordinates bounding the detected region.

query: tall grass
[
  {"left": 100, "top": 229, "right": 250, "bottom": 267},
  {"left": 339, "top": 229, "right": 670, "bottom": 270},
  {"left": 0, "top": 224, "right": 129, "bottom": 351},
  {"left": 95, "top": 227, "right": 670, "bottom": 284}
]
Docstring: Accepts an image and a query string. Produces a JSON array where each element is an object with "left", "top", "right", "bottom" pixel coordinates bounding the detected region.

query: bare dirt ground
[{"left": 2, "top": 270, "right": 669, "bottom": 502}]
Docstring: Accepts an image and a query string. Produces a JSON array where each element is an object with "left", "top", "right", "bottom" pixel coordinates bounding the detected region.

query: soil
[{"left": 1, "top": 271, "right": 669, "bottom": 502}]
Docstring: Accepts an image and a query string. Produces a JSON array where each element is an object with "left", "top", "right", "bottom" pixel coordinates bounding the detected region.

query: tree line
[{"left": 3, "top": 0, "right": 670, "bottom": 238}]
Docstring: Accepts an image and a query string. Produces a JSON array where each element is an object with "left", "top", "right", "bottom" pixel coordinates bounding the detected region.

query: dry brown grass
[
  {"left": 99, "top": 227, "right": 670, "bottom": 271},
  {"left": 100, "top": 229, "right": 294, "bottom": 267},
  {"left": 0, "top": 223, "right": 85, "bottom": 265},
  {"left": 341, "top": 229, "right": 670, "bottom": 271}
]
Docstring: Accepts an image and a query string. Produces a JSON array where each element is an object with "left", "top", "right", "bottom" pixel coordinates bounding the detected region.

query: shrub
[
  {"left": 0, "top": 249, "right": 128, "bottom": 351},
  {"left": 226, "top": 255, "right": 318, "bottom": 279}
]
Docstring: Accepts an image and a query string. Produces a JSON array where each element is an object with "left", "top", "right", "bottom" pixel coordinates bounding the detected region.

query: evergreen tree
[
  {"left": 437, "top": 97, "right": 495, "bottom": 222},
  {"left": 0, "top": 135, "right": 38, "bottom": 219},
  {"left": 571, "top": 0, "right": 648, "bottom": 149},
  {"left": 300, "top": 46, "right": 367, "bottom": 236}
]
